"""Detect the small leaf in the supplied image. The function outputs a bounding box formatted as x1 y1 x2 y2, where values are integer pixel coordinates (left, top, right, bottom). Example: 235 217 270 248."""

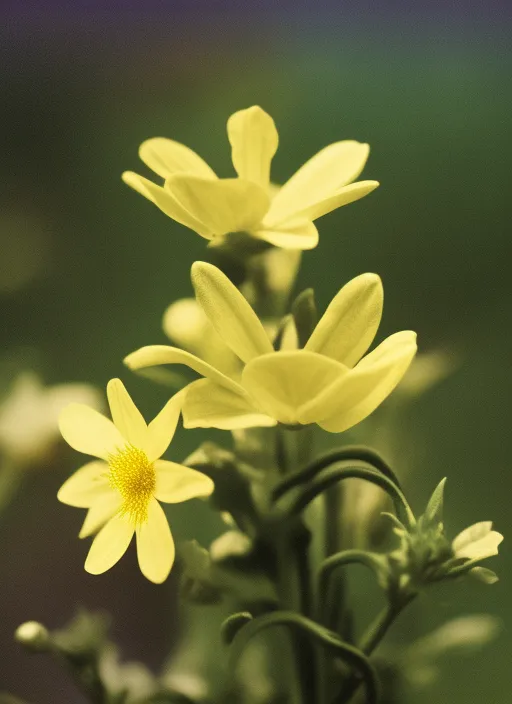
179 540 222 605
469 566 499 585
423 478 447 527
292 288 318 348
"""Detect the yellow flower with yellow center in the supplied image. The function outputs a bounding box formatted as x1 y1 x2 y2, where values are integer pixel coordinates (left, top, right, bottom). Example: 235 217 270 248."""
125 263 417 433
57 379 214 583
122 106 379 250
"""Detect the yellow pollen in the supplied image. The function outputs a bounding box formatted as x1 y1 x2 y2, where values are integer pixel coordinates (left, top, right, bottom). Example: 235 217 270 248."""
108 445 156 525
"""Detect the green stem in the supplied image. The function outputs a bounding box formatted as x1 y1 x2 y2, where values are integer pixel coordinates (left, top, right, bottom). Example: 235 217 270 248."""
318 550 386 625
272 446 402 503
284 464 415 529
333 595 416 704
230 612 380 704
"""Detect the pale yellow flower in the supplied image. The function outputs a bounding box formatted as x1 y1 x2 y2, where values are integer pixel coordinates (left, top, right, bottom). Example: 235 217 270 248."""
452 521 503 563
125 263 417 433
0 372 101 467
122 106 379 250
57 379 214 583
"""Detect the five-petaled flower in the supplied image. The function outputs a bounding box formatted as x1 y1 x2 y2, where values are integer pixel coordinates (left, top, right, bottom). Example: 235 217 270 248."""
57 379 214 583
125 262 417 433
122 106 379 250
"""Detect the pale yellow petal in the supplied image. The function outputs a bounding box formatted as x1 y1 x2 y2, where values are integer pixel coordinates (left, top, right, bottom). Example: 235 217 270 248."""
165 175 269 236
242 351 347 426
162 298 208 348
183 378 277 430
453 522 504 560
227 106 278 189
79 492 121 538
154 459 214 503
121 171 213 238
313 331 417 433
267 141 370 222
191 261 273 363
124 345 243 394
139 137 217 180
136 499 175 583
57 461 110 507
106 378 147 448
305 273 383 367
145 391 185 462
59 404 125 459
293 181 380 221
84 514 134 575
253 218 318 250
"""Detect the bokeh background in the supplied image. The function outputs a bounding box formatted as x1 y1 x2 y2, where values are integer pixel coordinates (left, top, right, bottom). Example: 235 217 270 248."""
1 1 511 702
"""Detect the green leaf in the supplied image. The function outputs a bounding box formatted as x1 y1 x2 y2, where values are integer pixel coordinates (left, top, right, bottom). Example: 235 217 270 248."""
469 566 499 585
423 478 447 527
291 288 318 348
179 541 222 605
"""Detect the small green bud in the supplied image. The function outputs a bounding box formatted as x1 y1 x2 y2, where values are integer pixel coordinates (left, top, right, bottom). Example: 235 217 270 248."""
15 621 51 652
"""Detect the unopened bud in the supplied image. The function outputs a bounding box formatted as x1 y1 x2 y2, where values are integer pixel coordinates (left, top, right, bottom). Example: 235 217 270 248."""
15 621 51 652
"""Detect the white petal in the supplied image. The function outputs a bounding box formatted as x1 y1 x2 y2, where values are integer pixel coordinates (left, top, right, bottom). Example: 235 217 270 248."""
136 499 175 583
59 404 125 459
84 514 134 575
453 522 504 560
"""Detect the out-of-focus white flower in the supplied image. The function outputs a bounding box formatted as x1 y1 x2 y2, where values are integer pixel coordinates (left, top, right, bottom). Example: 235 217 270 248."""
0 372 102 467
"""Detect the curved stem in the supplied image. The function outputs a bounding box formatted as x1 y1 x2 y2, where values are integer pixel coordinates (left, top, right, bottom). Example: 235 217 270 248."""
284 464 415 528
230 611 381 704
318 550 386 621
272 446 402 503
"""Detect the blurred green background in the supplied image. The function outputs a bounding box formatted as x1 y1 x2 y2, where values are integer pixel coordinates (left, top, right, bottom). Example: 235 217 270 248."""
1 2 511 702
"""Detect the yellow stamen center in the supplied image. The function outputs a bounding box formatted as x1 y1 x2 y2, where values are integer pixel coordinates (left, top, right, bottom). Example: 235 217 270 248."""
108 445 156 525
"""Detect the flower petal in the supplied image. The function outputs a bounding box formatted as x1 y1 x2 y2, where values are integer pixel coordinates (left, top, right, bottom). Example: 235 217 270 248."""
253 218 319 250
267 141 371 222
165 175 269 236
227 106 278 189
145 391 185 462
121 171 213 238
57 461 110 507
183 378 277 430
242 351 348 426
154 459 214 503
136 499 175 583
312 331 417 433
106 378 148 449
79 492 121 538
305 273 383 367
453 522 504 560
139 138 217 180
84 514 134 575
124 345 243 394
292 181 380 221
59 404 125 459
191 261 273 363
